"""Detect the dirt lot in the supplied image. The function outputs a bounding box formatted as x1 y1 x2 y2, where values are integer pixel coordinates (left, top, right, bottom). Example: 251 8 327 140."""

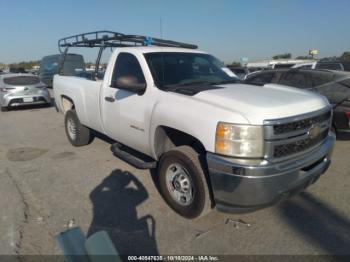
0 97 350 256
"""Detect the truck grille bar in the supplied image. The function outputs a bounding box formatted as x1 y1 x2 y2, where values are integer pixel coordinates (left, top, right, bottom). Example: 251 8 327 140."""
264 108 332 162
273 129 329 158
273 110 331 135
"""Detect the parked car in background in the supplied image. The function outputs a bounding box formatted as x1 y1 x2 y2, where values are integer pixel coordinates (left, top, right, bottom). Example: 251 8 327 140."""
9 67 27 73
292 61 344 71
28 69 39 76
39 54 85 87
317 77 350 139
270 63 296 69
0 73 51 111
244 69 350 138
227 66 250 80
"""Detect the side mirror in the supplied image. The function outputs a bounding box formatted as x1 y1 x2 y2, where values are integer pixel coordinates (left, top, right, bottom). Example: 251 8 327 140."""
111 76 146 95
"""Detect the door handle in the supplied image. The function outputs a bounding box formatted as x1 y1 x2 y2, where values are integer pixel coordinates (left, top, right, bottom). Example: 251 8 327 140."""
105 96 115 102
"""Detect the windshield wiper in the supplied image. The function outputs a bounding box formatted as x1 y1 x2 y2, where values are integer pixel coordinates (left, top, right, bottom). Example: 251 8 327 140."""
163 80 212 90
211 79 241 85
163 78 240 90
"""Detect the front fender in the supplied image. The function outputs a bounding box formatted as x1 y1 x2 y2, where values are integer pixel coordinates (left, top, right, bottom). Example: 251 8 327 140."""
149 95 249 159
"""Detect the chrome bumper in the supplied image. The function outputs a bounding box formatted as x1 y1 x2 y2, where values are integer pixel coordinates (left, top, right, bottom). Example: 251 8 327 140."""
207 133 335 213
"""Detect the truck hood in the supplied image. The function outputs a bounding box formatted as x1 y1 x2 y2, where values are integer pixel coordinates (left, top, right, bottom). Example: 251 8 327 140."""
193 83 329 125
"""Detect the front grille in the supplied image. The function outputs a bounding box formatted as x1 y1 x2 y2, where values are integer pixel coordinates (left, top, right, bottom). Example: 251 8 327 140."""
273 110 331 135
273 129 328 158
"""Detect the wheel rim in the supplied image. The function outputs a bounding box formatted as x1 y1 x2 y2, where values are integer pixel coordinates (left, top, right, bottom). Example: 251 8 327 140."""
67 118 77 140
165 163 194 206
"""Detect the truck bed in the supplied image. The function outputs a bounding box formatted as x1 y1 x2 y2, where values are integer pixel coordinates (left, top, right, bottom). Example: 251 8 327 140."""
53 75 105 133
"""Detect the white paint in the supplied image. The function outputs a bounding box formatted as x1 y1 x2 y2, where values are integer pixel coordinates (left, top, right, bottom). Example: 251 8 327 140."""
221 67 237 78
53 46 330 158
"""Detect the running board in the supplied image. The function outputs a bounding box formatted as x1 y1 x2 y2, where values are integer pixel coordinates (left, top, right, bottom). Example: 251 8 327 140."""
110 143 157 170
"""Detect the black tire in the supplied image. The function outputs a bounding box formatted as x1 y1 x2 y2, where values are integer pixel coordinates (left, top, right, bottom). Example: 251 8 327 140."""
1 106 8 112
158 145 212 219
64 110 93 146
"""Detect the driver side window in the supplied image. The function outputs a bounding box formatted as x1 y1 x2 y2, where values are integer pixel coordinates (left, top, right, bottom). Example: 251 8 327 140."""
111 53 146 87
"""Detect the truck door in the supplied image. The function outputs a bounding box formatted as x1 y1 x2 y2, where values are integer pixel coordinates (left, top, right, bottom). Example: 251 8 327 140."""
101 52 152 155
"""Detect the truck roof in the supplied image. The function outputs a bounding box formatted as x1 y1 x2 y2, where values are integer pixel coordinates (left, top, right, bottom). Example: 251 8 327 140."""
111 46 206 54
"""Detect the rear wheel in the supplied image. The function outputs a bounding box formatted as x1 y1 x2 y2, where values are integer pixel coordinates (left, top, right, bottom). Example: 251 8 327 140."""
64 110 93 146
158 146 212 219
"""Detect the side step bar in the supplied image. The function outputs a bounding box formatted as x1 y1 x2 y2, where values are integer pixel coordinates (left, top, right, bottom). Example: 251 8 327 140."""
110 143 157 170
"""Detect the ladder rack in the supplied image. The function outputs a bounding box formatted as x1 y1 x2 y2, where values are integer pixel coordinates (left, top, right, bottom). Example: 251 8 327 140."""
58 31 197 53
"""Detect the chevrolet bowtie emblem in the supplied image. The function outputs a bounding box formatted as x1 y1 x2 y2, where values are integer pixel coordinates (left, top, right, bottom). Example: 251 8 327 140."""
308 124 322 139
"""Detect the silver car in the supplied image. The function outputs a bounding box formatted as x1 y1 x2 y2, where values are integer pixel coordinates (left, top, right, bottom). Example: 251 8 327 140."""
0 73 51 111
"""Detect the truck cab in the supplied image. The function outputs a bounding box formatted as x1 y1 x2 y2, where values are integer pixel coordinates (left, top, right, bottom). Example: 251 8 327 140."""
53 31 335 218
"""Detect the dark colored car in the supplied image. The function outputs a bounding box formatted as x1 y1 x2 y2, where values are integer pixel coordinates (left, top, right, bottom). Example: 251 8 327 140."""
39 54 85 87
244 68 350 139
9 67 27 73
227 66 250 80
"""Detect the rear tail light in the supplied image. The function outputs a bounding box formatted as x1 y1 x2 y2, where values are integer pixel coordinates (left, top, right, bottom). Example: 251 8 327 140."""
0 87 15 92
346 112 350 119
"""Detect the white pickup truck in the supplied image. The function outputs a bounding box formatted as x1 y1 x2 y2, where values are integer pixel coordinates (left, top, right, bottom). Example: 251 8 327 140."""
54 32 335 218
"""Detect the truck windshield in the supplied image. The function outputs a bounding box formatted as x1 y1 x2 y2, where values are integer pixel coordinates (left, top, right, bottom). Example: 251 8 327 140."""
144 52 239 90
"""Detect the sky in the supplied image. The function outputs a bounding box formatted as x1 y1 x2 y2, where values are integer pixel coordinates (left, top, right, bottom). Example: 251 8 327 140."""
0 0 349 64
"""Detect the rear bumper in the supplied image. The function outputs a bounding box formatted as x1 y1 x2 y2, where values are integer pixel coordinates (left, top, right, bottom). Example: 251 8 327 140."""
207 133 335 213
1 91 51 107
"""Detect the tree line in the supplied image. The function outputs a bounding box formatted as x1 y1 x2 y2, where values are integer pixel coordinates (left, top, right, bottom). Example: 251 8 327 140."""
228 51 350 67
0 60 41 70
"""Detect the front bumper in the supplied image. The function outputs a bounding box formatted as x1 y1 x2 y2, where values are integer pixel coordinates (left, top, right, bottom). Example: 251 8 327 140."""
1 91 51 107
207 133 335 213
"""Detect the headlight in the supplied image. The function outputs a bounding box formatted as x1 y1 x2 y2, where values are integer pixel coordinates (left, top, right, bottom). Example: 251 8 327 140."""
215 122 264 158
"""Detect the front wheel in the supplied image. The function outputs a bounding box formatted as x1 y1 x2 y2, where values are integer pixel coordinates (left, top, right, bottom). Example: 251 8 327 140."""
64 110 93 146
158 146 212 219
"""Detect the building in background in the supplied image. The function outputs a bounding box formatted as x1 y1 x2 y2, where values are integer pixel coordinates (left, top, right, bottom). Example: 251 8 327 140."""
246 59 315 70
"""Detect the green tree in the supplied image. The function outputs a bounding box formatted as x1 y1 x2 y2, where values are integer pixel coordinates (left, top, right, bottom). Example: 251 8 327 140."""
7 60 40 70
227 61 241 67
272 53 292 60
340 52 350 61
320 56 339 62
295 56 312 60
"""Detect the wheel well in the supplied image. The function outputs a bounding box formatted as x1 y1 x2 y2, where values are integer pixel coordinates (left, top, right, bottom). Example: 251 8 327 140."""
154 126 206 158
61 96 75 114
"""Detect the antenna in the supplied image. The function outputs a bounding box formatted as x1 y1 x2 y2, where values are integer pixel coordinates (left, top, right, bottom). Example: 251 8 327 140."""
160 18 163 39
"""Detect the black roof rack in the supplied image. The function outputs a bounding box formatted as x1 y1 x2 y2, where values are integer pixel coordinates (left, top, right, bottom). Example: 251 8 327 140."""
58 30 197 53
